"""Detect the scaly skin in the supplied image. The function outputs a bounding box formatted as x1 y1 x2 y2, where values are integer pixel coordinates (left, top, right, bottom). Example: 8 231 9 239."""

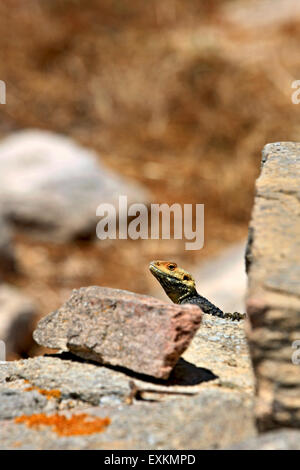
149 260 245 321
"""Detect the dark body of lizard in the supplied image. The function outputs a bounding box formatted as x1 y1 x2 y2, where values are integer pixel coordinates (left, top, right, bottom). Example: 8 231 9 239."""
149 260 245 321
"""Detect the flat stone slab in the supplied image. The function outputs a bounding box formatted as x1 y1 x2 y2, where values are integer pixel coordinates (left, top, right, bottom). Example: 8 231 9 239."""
0 354 255 449
0 356 133 413
33 287 202 379
0 388 255 450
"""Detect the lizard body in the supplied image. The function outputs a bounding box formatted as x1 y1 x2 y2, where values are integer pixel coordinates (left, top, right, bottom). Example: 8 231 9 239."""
149 260 245 321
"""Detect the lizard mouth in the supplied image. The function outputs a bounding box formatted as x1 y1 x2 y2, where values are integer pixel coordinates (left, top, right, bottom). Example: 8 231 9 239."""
149 262 161 276
149 262 175 284
149 262 168 280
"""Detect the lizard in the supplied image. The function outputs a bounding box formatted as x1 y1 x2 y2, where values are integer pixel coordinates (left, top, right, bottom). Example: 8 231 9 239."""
149 260 245 321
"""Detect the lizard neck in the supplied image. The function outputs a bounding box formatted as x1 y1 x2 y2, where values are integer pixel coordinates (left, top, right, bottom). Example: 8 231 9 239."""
177 289 198 304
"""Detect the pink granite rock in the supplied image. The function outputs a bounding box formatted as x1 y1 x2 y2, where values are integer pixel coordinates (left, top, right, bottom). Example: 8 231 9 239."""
33 286 202 379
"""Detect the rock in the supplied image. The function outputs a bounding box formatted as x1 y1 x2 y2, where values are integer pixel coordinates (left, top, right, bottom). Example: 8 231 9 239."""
0 355 134 412
0 389 49 420
0 353 216 413
230 429 300 450
0 130 149 242
33 286 202 379
223 0 300 30
182 314 254 393
0 298 256 449
0 355 256 449
246 142 300 430
0 216 16 277
0 284 37 357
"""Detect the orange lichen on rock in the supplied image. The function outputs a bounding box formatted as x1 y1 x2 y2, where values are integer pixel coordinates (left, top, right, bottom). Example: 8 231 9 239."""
39 389 61 399
15 413 111 436
24 383 61 400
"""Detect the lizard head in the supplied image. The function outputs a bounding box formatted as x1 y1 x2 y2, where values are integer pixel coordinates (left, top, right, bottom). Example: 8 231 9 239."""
149 260 197 304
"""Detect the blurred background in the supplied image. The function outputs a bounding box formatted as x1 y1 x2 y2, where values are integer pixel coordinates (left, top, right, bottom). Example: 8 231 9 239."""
0 0 300 359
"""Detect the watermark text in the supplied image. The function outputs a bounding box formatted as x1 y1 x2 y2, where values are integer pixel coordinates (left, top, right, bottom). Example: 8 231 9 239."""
292 340 300 365
96 196 204 251
0 340 6 362
0 80 6 104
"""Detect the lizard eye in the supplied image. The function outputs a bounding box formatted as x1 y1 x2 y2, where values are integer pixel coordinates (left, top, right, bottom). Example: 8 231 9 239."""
168 264 176 271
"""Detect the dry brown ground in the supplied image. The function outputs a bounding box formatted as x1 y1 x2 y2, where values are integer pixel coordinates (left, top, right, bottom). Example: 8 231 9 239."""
0 0 300 356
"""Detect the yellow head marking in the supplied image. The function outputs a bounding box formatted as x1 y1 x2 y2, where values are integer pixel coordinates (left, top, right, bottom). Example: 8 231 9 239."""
149 260 196 303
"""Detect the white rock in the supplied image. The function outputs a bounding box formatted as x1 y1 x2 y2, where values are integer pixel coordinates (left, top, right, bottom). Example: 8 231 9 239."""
0 130 150 241
0 284 37 357
0 216 16 277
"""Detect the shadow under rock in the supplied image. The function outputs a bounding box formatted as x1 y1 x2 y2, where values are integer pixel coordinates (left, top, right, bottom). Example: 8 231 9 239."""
45 352 218 387
168 358 218 386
